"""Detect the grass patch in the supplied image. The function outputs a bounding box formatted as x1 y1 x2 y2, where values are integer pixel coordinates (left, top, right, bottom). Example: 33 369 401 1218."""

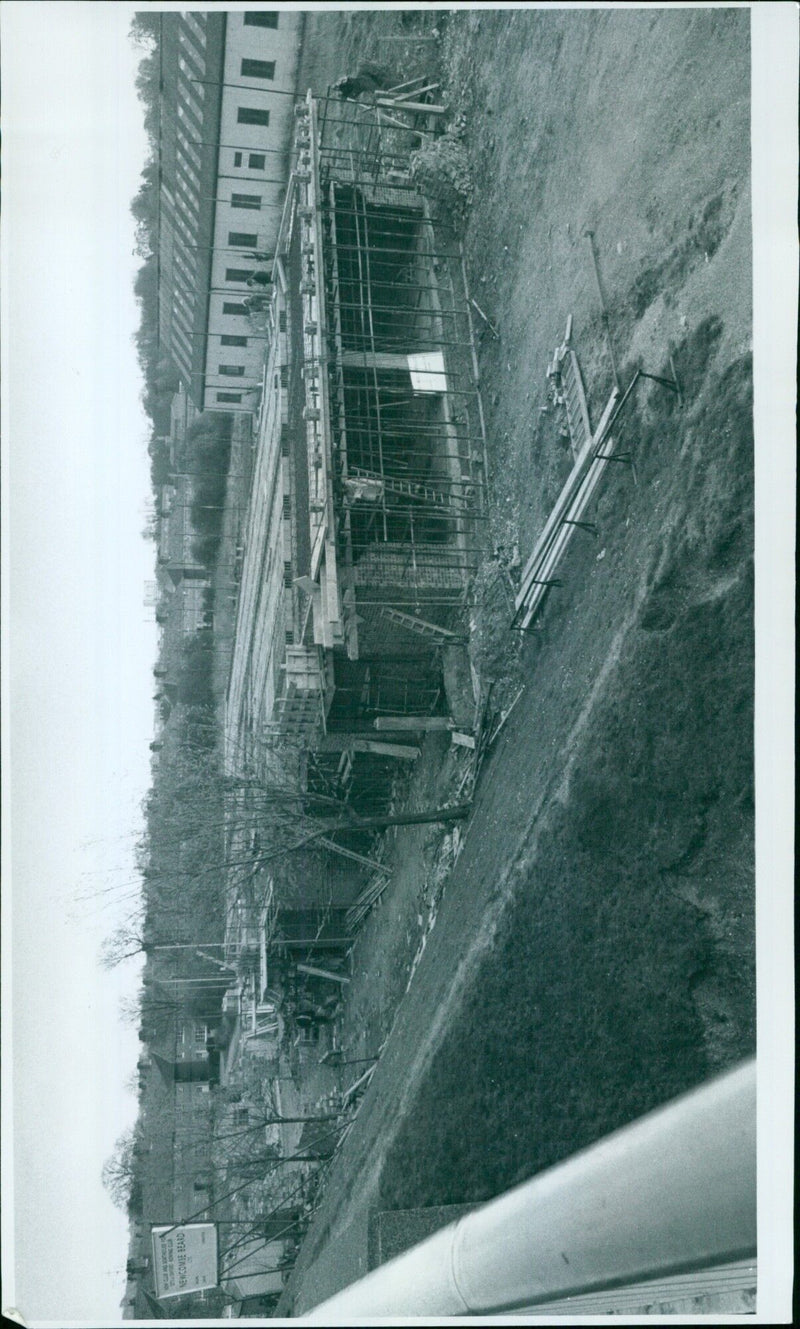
379 791 713 1210
379 352 754 1214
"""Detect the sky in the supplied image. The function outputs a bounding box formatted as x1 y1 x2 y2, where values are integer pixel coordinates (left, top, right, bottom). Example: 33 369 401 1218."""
2 2 157 1321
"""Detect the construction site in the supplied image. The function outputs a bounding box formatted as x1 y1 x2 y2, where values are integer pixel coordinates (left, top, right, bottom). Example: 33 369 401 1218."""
127 6 761 1319
225 87 488 824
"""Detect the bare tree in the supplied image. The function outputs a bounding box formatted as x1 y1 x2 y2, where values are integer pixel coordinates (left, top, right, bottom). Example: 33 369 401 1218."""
101 1126 139 1210
100 921 150 970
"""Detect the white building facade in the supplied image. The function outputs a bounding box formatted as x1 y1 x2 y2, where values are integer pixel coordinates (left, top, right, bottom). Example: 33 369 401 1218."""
203 10 303 413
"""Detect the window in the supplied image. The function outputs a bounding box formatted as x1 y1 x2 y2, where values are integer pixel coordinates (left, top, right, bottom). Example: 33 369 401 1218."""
231 193 262 210
285 629 294 645
237 107 270 127
283 494 291 518
194 1023 209 1045
283 561 293 588
225 267 252 282
233 1107 249 1126
243 11 278 26
278 310 287 333
233 151 243 167
219 364 246 377
248 153 266 170
222 302 248 315
241 58 276 80
217 391 242 403
228 231 258 247
221 334 248 347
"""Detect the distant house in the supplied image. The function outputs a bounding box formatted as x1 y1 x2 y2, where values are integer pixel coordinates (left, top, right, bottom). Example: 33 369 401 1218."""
151 1014 221 1085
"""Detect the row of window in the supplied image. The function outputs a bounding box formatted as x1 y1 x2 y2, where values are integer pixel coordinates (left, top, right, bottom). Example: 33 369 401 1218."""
177 1023 210 1045
212 52 274 408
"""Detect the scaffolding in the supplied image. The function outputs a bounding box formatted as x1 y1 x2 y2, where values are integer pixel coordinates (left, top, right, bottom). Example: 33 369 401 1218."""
282 92 488 676
227 88 489 801
316 95 487 632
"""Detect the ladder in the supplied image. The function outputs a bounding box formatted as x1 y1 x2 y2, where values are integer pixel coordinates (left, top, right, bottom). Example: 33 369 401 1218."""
349 466 472 515
379 605 465 644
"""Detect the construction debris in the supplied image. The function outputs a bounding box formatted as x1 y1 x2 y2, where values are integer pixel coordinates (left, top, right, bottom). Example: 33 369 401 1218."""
342 1061 377 1104
346 866 392 932
546 318 592 459
486 684 525 748
451 686 492 803
469 297 500 339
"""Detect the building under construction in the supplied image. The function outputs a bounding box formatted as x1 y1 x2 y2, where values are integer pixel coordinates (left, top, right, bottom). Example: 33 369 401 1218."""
226 88 488 816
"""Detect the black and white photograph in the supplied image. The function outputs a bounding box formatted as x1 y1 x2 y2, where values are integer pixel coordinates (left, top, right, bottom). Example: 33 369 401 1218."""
1 3 796 1324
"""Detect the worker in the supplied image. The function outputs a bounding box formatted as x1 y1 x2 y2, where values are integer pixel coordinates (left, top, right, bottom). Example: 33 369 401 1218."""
332 61 389 101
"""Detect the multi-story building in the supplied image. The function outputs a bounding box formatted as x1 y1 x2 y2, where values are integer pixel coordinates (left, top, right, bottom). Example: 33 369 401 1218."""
156 11 303 415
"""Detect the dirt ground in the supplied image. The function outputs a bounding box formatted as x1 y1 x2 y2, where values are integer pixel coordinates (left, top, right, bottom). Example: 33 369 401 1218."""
278 7 754 1313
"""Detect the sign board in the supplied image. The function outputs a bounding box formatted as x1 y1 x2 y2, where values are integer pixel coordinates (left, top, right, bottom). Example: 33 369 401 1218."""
151 1222 219 1299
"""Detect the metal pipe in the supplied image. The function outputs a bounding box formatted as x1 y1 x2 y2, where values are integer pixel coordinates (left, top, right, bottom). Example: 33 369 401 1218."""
302 1060 756 1320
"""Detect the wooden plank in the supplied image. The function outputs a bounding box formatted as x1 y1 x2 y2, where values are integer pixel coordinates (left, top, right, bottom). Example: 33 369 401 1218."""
519 433 618 629
311 585 324 645
373 716 455 731
515 388 619 609
342 1062 377 1103
319 565 334 649
451 731 476 750
391 81 440 103
383 75 431 96
352 739 420 759
296 962 350 985
341 349 411 373
324 538 341 629
374 97 446 115
310 517 327 581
